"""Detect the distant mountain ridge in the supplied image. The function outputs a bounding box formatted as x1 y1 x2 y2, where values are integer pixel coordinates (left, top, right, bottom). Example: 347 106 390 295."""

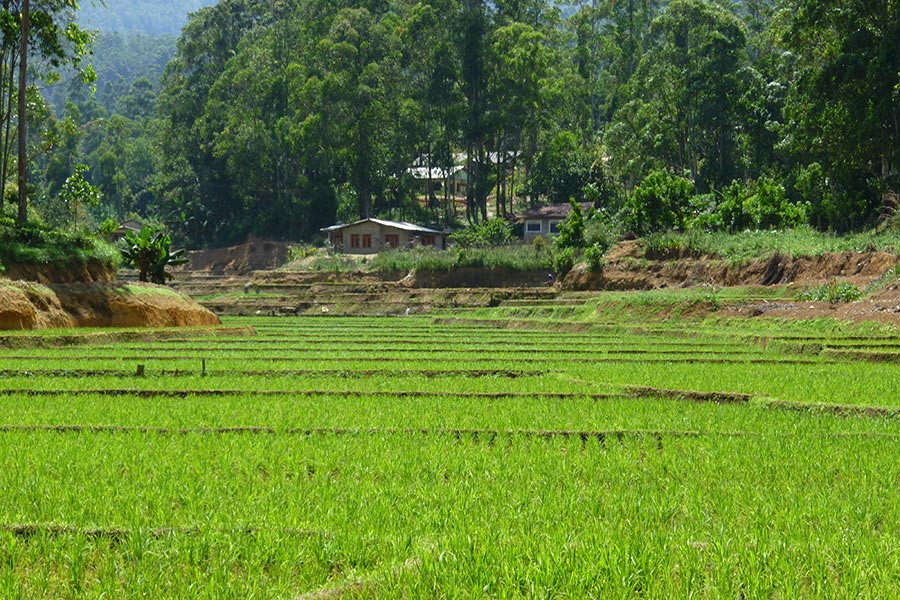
77 0 218 36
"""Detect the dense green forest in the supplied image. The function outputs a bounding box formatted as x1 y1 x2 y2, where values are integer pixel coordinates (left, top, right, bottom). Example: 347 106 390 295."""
5 0 899 249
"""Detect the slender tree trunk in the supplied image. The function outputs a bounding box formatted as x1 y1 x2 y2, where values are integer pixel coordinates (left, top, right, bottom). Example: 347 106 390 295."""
495 135 502 218
16 0 29 226
466 142 475 223
0 39 7 204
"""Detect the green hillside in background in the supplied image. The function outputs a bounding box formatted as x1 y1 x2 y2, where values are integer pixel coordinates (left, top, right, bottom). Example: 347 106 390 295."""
77 0 217 35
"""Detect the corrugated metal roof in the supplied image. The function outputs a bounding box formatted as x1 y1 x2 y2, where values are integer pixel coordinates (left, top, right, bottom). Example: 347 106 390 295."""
321 218 444 235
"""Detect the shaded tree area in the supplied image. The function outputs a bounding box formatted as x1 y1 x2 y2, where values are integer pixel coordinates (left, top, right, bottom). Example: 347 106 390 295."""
10 0 900 246
0 0 94 226
25 31 172 230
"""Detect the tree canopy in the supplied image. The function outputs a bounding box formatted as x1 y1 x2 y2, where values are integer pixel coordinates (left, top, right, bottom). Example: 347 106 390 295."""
7 0 899 245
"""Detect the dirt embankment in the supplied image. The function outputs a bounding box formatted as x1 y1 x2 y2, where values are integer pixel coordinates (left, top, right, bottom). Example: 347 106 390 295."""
0 281 220 330
715 284 900 326
180 241 290 275
564 241 900 291
400 267 551 288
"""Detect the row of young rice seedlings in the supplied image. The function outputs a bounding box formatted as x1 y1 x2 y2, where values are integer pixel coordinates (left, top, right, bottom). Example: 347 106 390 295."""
0 347 777 369
1 356 878 407
2 427 900 597
0 356 584 376
15 321 752 348
0 343 837 395
0 391 898 437
1 318 891 595
0 371 612 395
219 315 900 350
12 312 866 351
0 343 785 375
2 336 896 408
0 323 781 360
579 358 900 408
54 343 769 357
0 356 877 406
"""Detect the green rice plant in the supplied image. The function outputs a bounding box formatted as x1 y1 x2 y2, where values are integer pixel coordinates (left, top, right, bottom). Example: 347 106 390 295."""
2 314 900 596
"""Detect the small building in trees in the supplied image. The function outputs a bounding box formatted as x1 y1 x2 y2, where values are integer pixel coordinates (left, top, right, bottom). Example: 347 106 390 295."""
321 218 448 254
520 202 592 242
112 219 144 241
407 164 469 199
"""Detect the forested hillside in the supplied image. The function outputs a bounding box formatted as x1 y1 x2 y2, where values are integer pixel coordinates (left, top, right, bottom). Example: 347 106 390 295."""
77 0 217 36
7 0 899 250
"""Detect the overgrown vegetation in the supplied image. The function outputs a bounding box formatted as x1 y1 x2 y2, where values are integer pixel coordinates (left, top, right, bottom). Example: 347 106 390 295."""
5 0 893 250
0 219 120 274
796 281 863 304
449 218 515 248
371 245 553 274
639 228 900 264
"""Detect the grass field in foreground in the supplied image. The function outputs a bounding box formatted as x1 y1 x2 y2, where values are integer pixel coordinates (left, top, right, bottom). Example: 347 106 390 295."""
2 314 900 597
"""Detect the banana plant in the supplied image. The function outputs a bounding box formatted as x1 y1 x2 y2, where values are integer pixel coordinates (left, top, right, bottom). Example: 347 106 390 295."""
120 225 188 284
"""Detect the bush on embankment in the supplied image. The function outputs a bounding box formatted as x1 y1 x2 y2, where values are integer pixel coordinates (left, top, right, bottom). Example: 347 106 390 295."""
0 220 120 282
371 245 554 275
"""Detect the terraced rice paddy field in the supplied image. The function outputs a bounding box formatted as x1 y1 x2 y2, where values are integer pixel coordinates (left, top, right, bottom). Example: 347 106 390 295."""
3 307 900 597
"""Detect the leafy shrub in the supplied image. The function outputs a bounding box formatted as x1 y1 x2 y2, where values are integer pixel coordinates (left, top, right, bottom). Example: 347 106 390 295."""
98 218 119 241
450 218 515 248
553 247 575 275
686 193 722 231
796 162 873 233
288 245 319 262
585 243 605 271
584 217 617 254
715 178 809 232
625 170 694 235
796 280 862 303
554 199 586 250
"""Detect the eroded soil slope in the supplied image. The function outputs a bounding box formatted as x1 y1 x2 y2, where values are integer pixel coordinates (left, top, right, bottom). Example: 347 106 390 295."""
565 241 900 291
0 281 220 330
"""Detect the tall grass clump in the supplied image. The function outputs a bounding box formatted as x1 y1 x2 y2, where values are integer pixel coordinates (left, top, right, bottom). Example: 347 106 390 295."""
372 245 554 274
640 227 900 264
